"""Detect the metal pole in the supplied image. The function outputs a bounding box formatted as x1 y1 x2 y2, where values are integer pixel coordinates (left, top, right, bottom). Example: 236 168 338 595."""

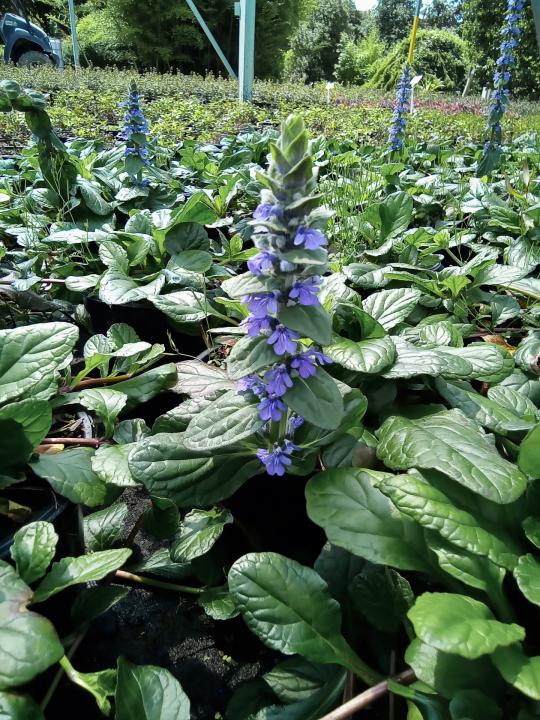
408 0 422 65
238 0 256 102
532 0 540 52
67 0 80 69
185 0 237 79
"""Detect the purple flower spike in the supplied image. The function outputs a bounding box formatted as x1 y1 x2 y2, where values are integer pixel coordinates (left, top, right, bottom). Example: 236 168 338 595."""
264 364 293 396
309 349 332 366
283 439 300 455
258 395 286 422
242 315 274 337
237 375 265 396
256 446 292 476
290 352 317 379
289 276 321 306
253 203 283 221
244 291 280 319
267 325 300 355
294 226 327 250
288 415 304 434
247 251 277 277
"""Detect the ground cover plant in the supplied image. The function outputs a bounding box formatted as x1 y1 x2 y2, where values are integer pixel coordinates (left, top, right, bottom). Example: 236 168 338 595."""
0 56 540 720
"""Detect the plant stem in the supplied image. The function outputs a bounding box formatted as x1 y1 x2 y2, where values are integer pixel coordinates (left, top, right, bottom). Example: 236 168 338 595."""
40 631 87 711
318 669 416 720
115 569 205 595
0 278 66 285
125 509 148 546
70 374 133 390
41 437 104 447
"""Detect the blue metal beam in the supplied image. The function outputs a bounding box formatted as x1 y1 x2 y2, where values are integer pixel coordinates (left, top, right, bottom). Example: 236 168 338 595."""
532 0 540 51
238 0 256 101
185 0 237 79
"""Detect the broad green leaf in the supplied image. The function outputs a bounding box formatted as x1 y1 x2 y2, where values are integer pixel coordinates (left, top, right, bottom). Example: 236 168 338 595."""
113 419 151 444
71 586 130 626
174 359 234 398
376 474 521 569
227 336 279 381
32 548 132 603
183 390 264 451
306 469 430 572
91 443 138 487
523 516 540 549
77 388 127 438
62 663 116 715
379 191 413 240
170 249 213 273
377 410 527 504
514 554 540 607
449 689 502 720
487 386 538 420
0 692 45 719
99 270 166 305
515 331 540 374
263 658 340 704
408 593 524 659
112 364 177 407
0 322 78 404
253 670 346 719
0 561 63 689
519 424 540 479
0 399 52 449
349 564 413 633
492 645 540 700
83 503 128 552
283 369 343 430
0 419 33 472
278 304 333 346
386 680 450 720
78 179 114 215
10 521 58 584
149 290 214 325
171 507 233 562
115 658 190 720
198 586 239 621
434 379 534 435
30 448 118 507
324 336 396 375
363 288 421 330
128 434 259 507
314 544 366 605
98 241 129 273
405 639 494 700
221 271 268 299
425 533 505 594
144 496 179 540
228 552 380 683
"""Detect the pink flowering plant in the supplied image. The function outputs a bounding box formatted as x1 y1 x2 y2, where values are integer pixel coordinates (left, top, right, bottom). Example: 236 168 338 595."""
180 115 345 478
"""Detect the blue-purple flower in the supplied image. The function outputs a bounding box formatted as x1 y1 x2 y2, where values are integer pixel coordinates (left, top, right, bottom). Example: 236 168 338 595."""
267 325 301 355
244 291 280 318
288 415 304 434
247 251 278 276
294 226 327 250
290 349 332 378
242 315 275 337
258 395 287 422
264 364 293 396
289 276 321 306
388 64 412 153
253 203 283 222
256 440 298 476
237 375 265 396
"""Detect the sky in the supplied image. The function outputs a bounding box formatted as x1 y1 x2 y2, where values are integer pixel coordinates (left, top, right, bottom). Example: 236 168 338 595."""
355 0 377 9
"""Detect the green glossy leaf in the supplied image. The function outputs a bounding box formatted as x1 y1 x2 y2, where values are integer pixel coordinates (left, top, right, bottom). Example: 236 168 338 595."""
10 521 58 584
228 552 379 683
0 322 78 404
519 424 540 479
63 664 116 715
278 304 333 346
408 592 524 659
171 507 233 562
376 473 521 570
492 645 540 700
30 448 118 507
514 554 540 607
99 270 165 305
0 399 51 449
174 359 234 399
377 410 527 504
170 250 213 273
91 444 138 487
0 561 63 689
83 503 128 552
149 290 214 325
363 288 421 330
77 388 127 438
449 689 502 720
227 336 279 381
115 658 190 720
0 692 46 719
71 586 130 626
283 369 343 430
144 496 179 539
263 658 340 704
349 564 413 633
325 336 396 374
112 364 177 407
198 586 239 621
32 548 132 603
306 469 430 572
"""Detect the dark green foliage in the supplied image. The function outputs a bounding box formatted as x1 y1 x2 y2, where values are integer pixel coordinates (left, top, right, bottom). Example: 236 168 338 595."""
462 0 540 98
423 0 461 31
375 0 415 46
368 29 468 91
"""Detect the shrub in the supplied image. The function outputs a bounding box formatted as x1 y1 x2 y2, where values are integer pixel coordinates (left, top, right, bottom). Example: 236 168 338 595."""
334 28 385 85
368 29 469 92
76 10 137 68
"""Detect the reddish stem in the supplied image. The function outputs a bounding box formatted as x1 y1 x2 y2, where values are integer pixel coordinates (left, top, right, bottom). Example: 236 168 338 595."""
41 437 105 447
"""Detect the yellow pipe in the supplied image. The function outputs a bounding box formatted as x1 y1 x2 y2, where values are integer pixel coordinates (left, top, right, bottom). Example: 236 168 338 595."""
408 15 421 65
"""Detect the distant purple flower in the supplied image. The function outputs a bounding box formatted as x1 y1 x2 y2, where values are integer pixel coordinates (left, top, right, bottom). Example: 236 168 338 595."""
294 226 327 250
253 203 283 222
264 364 293 396
247 251 277 276
267 325 300 355
289 276 321 306
237 375 265 396
258 395 286 422
242 315 274 337
244 291 280 319
256 446 292 476
288 414 304 434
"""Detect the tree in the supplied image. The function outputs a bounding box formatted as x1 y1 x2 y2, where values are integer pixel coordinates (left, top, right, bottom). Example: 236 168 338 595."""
284 0 361 82
462 0 540 98
424 0 461 31
375 0 415 46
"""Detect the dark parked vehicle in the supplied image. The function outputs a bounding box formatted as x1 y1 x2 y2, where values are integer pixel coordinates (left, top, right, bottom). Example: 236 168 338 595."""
1 0 60 66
